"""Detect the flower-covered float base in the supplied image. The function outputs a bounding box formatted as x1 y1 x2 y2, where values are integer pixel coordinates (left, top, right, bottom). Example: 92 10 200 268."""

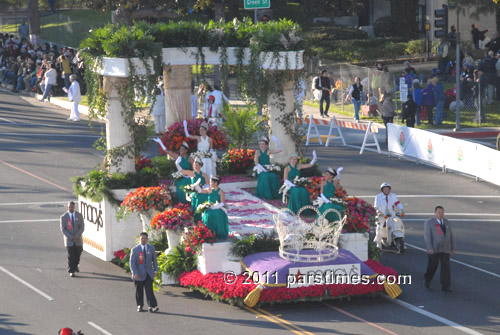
179 251 401 307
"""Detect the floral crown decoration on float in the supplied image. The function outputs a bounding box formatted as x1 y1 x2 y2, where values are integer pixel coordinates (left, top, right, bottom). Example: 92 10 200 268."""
274 206 346 263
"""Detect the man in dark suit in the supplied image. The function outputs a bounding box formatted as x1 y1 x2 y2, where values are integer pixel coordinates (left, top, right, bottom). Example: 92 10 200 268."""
130 232 159 312
424 206 456 292
314 69 331 118
60 201 84 277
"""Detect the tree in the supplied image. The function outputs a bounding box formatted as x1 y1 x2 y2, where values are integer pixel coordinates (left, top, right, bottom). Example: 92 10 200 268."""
300 0 365 20
27 0 41 45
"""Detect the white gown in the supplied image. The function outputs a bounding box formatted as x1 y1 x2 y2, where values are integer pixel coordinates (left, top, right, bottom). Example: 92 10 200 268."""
198 136 217 178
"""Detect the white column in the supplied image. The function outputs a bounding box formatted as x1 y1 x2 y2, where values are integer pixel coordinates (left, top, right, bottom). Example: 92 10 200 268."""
103 76 135 173
268 79 297 165
163 65 192 128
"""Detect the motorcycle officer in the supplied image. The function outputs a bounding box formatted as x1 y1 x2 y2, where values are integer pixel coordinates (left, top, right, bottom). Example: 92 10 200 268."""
374 182 404 248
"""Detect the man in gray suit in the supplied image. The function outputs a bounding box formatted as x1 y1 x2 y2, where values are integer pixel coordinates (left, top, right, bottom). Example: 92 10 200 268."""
130 232 159 312
60 201 84 277
424 206 456 292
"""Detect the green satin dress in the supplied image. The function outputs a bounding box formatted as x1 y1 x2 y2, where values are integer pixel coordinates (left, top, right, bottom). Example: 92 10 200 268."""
318 180 344 222
287 164 311 214
190 171 209 222
175 156 192 204
255 149 280 200
202 188 229 239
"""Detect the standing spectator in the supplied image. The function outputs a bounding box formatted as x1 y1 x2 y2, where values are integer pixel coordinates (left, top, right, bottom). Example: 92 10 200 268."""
346 76 365 122
130 232 159 313
421 79 435 125
478 50 497 105
191 89 198 119
448 25 457 49
60 201 84 278
39 63 56 102
403 61 416 75
432 77 445 126
424 206 456 292
293 78 306 120
67 74 81 122
18 22 29 41
314 70 331 118
486 32 500 54
460 64 474 108
472 24 490 49
58 54 72 90
151 86 165 134
495 51 500 101
401 94 417 128
437 38 449 80
48 0 56 13
381 93 396 144
371 61 388 102
412 80 423 125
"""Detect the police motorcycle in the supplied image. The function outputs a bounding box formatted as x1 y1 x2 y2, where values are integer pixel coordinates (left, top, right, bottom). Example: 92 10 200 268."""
375 183 406 254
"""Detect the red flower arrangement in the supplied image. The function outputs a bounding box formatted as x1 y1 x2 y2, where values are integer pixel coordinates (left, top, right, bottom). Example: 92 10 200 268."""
118 186 172 219
343 197 377 233
304 177 348 202
114 248 129 260
160 119 228 152
178 259 397 306
135 155 152 171
151 203 194 231
220 149 256 174
184 222 216 254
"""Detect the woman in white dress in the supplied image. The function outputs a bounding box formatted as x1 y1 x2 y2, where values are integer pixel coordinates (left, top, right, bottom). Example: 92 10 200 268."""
183 120 217 178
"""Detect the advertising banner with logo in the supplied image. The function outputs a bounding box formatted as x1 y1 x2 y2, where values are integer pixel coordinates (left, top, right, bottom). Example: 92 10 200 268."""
475 144 500 185
441 136 478 176
79 194 143 261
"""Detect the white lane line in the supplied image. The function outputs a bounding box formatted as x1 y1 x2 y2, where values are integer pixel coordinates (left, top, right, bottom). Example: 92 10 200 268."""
0 133 101 138
356 195 500 198
0 122 91 129
406 243 500 279
88 321 113 335
403 218 500 222
0 266 54 301
0 201 69 206
384 296 484 335
0 219 59 223
0 117 15 124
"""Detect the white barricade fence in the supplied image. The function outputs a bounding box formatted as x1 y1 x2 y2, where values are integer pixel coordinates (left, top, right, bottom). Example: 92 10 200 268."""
302 115 379 154
388 123 500 186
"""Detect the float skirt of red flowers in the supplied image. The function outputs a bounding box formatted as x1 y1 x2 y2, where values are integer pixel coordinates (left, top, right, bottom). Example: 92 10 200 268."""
179 249 401 307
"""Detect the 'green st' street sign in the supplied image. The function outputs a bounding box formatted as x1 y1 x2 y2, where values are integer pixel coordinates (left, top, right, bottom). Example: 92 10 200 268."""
244 0 270 9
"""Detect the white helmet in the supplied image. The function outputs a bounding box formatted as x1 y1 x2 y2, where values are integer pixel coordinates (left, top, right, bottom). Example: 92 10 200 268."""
380 182 391 192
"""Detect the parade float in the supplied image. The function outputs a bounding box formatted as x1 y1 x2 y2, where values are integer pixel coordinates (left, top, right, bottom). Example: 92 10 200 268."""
73 19 402 305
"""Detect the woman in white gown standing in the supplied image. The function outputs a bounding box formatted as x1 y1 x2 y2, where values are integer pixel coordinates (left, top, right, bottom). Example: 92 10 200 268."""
183 120 217 178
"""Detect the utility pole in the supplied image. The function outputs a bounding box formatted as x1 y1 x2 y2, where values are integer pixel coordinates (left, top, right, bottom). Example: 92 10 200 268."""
454 3 461 130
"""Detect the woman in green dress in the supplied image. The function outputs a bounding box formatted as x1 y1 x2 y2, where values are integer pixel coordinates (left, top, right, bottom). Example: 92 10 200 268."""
165 142 193 204
318 167 344 222
283 151 317 214
201 176 229 239
179 158 209 222
254 136 282 199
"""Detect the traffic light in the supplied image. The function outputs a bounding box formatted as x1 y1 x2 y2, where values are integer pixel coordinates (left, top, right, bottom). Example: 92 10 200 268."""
434 5 448 39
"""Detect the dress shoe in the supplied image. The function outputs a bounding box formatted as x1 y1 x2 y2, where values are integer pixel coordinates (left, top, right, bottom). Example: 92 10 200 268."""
67 117 74 120
137 306 143 312
69 273 75 277
425 281 430 289
149 306 159 313
324 113 330 118
442 287 452 292
76 266 79 273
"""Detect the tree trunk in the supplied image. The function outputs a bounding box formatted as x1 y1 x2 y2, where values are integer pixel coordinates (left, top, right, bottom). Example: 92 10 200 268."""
227 0 240 20
27 0 41 46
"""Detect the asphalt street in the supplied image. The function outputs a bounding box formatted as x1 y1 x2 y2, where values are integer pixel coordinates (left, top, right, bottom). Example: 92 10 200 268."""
1 90 499 335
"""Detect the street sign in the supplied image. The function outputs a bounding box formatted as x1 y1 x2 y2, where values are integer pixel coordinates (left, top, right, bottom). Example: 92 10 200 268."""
244 0 270 9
